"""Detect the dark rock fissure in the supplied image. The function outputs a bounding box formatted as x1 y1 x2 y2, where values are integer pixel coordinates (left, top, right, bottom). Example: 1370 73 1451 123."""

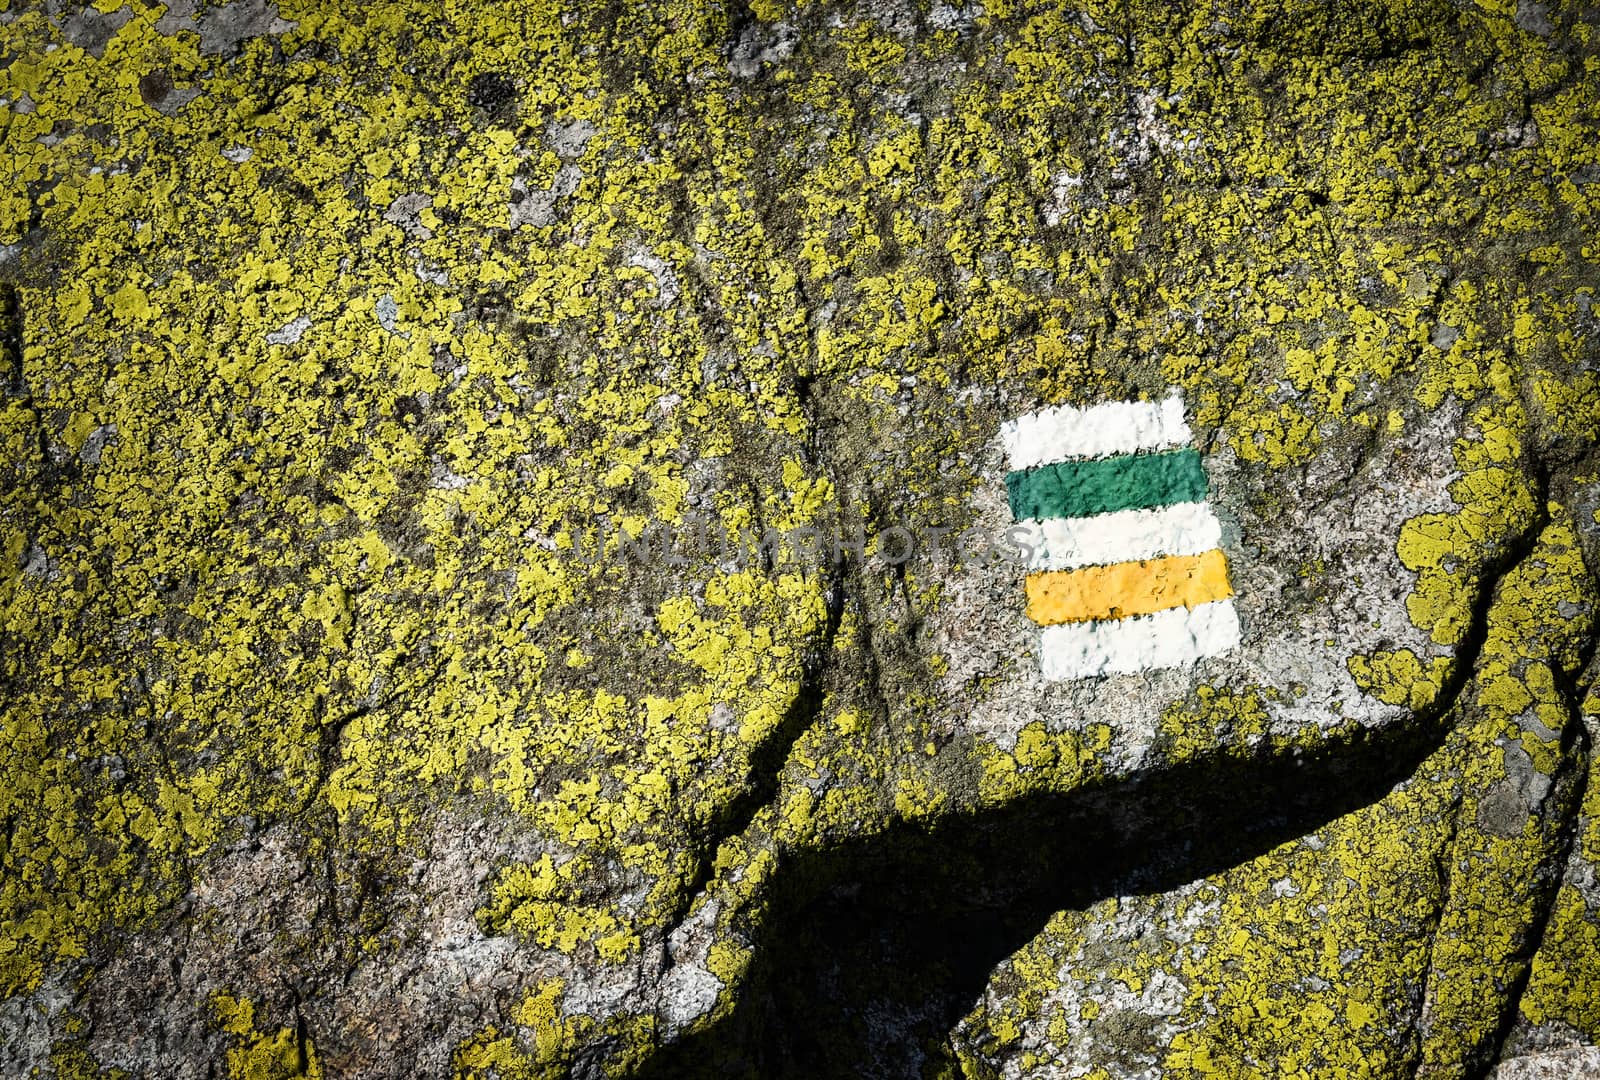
672 555 848 922
669 370 850 925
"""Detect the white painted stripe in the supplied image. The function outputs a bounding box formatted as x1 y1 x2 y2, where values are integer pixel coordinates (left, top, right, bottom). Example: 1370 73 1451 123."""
1038 599 1240 679
1001 393 1191 471
1011 501 1223 572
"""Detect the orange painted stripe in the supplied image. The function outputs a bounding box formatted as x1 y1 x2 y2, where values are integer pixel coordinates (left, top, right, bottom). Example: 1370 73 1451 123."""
1024 549 1233 626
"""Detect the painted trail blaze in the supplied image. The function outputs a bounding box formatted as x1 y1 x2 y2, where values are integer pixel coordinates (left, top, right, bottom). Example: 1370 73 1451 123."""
1001 394 1241 679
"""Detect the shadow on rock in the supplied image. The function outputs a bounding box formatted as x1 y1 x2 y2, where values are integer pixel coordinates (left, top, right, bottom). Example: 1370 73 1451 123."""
626 707 1459 1079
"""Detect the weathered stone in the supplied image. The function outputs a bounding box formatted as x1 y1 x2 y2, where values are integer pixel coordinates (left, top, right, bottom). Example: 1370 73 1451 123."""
1 0 1597 1077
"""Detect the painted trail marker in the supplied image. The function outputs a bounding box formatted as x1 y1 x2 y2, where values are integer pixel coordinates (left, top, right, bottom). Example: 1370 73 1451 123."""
1001 393 1241 679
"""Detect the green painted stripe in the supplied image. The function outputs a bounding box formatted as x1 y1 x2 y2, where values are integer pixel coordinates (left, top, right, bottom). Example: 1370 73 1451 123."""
1006 449 1209 521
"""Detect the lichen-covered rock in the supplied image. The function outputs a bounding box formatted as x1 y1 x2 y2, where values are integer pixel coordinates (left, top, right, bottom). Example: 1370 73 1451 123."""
1 0 1596 1077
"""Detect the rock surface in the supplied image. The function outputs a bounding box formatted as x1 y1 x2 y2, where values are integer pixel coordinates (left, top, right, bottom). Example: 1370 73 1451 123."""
1 0 1598 1077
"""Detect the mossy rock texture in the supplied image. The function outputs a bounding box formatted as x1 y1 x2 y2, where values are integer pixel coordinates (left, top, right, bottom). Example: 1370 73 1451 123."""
2 0 1599 1077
